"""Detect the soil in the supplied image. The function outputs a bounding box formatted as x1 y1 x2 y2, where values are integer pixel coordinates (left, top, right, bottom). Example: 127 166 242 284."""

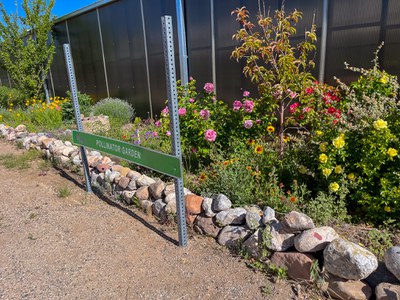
0 141 304 300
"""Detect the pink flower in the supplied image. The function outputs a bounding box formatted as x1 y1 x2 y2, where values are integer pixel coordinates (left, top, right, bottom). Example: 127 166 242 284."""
289 103 299 114
166 131 171 137
199 109 210 120
243 90 250 97
302 107 310 113
154 120 161 127
189 98 194 103
153 131 158 137
161 106 169 116
244 120 253 129
305 87 314 95
178 107 186 116
256 119 262 124
204 129 217 142
204 82 214 94
193 110 197 114
288 89 298 99
191 147 198 153
243 100 254 113
232 100 242 111
189 76 194 81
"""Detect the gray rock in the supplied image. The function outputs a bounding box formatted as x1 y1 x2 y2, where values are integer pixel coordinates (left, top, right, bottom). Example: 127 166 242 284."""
365 261 399 289
217 225 251 247
104 170 120 183
72 155 82 166
246 211 262 230
265 222 295 252
136 174 156 187
327 274 372 300
140 200 153 216
152 199 166 219
64 141 73 147
122 191 135 205
294 226 338 252
165 200 177 215
215 208 247 226
324 238 378 280
375 282 400 300
282 211 315 233
90 150 102 156
202 197 216 217
15 124 27 132
262 206 277 224
164 193 176 204
213 194 232 212
126 178 137 191
62 146 77 157
53 155 70 166
15 131 27 139
90 172 101 188
164 184 175 196
242 229 262 258
149 179 165 199
126 170 141 180
194 215 221 238
385 246 400 281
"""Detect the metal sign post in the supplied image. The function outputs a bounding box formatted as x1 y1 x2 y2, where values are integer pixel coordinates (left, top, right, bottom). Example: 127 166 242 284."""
162 15 188 247
63 43 92 193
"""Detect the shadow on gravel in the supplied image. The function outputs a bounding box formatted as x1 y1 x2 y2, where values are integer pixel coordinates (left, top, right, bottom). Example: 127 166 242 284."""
55 167 180 247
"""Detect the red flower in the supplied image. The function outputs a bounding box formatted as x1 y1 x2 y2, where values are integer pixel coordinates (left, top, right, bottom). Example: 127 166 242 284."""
305 87 314 95
327 107 336 114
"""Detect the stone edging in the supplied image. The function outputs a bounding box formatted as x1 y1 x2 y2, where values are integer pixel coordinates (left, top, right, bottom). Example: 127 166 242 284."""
1 123 400 300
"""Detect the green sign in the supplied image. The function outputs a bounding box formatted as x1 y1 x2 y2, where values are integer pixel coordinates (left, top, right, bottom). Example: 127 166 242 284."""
72 131 182 178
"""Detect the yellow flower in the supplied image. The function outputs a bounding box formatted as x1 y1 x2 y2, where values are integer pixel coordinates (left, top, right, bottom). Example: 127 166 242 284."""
246 166 252 171
315 130 323 136
333 136 345 149
199 174 207 181
384 206 391 212
380 75 389 84
387 148 398 157
319 153 328 163
283 135 290 143
373 119 387 130
329 182 340 192
267 125 275 133
254 145 264 154
322 168 332 177
252 171 261 177
223 160 230 166
334 165 343 174
319 142 327 152
247 139 255 145
348 173 355 180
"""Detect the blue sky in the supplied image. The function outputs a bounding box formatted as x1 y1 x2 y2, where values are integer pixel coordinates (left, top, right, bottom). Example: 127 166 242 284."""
1 0 100 19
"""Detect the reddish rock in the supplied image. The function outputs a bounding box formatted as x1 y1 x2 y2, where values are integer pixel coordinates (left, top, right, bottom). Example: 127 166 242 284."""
327 274 372 300
270 252 316 281
135 186 149 201
194 215 221 238
118 176 130 189
185 194 204 215
96 163 111 173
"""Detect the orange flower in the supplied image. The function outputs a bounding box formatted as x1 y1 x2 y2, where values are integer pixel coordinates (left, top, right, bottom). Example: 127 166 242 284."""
223 160 230 166
289 196 296 203
199 173 207 181
254 145 264 154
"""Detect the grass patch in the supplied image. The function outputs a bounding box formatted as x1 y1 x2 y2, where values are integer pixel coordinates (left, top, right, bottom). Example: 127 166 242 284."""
57 185 72 198
0 149 42 169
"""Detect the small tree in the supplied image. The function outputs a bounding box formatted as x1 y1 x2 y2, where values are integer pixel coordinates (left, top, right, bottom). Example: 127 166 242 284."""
0 0 55 99
231 4 317 157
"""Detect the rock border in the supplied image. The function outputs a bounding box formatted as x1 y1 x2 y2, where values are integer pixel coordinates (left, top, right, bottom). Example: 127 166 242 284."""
1 123 399 300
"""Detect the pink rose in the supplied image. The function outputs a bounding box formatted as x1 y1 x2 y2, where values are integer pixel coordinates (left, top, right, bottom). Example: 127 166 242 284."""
289 103 299 114
154 120 161 127
244 120 253 129
204 82 214 94
243 90 250 97
189 98 194 103
302 107 310 113
189 76 194 81
288 89 298 99
204 129 217 142
199 109 210 120
166 131 171 137
161 106 169 116
233 100 242 111
153 131 158 137
178 107 186 116
243 100 254 113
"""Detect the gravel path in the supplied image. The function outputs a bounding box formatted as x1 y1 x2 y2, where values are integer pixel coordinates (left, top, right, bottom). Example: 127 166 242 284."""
0 141 295 300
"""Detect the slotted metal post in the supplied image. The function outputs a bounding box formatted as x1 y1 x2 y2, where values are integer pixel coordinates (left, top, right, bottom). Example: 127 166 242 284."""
63 44 92 193
162 16 188 247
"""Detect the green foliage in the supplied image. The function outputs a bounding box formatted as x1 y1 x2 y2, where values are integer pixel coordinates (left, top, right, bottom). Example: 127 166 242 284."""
365 226 394 260
0 0 55 98
92 97 135 125
0 149 41 169
57 185 72 198
61 91 93 123
0 86 27 108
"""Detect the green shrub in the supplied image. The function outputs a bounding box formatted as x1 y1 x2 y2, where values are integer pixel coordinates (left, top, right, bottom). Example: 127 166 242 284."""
92 97 134 124
0 86 27 108
61 91 93 123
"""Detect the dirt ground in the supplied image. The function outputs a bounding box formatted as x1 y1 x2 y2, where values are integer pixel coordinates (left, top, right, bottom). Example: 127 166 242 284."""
0 141 300 300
